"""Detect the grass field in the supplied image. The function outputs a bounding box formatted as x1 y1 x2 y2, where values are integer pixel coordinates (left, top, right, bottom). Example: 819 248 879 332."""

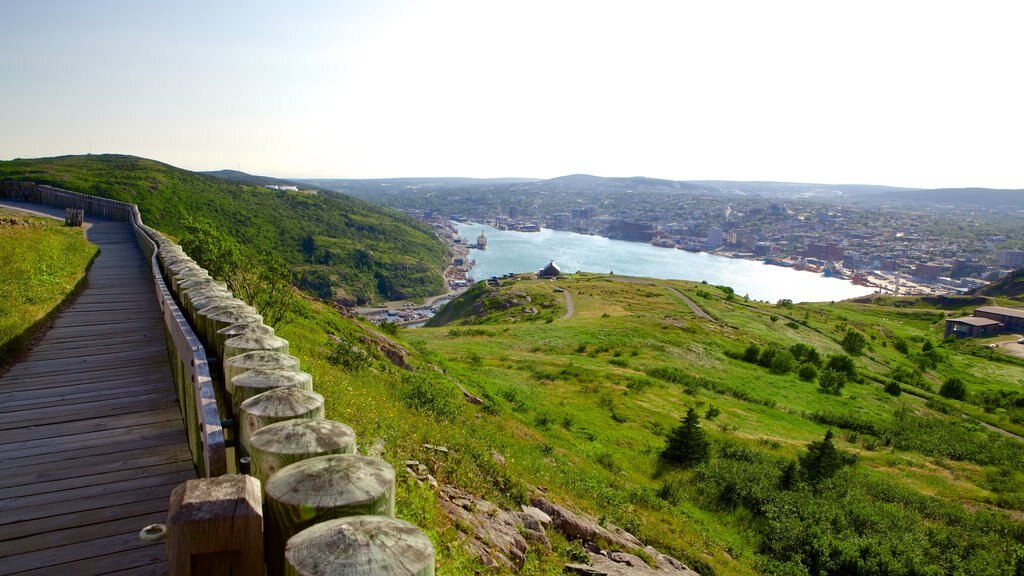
0 207 97 368
272 272 1024 574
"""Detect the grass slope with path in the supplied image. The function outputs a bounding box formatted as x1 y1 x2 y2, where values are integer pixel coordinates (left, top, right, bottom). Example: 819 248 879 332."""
272 272 1024 575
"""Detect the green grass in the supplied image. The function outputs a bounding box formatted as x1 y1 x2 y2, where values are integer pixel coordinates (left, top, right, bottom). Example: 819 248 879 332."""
261 271 1024 574
0 208 97 367
0 154 449 303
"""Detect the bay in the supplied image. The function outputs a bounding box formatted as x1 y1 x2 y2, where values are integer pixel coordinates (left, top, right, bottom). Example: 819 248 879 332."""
456 222 875 303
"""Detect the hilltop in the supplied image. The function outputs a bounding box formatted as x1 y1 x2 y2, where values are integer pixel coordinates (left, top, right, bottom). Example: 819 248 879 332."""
0 155 449 303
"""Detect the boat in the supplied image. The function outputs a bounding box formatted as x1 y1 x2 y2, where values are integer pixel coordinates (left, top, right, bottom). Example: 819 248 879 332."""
763 257 795 267
823 261 846 279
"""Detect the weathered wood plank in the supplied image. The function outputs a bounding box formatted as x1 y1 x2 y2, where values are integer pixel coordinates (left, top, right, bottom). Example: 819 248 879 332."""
0 407 184 445
0 208 197 573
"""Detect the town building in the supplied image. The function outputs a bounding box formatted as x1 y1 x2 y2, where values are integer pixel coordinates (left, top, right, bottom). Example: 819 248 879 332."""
944 316 1002 338
973 306 1024 332
537 261 561 278
997 250 1024 269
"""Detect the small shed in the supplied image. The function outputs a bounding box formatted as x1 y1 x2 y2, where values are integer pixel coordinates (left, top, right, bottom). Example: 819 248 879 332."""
944 316 1002 339
537 260 561 279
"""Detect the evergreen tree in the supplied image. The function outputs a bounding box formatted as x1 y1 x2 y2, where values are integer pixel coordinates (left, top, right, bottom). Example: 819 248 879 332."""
662 407 710 468
798 429 855 484
939 377 967 400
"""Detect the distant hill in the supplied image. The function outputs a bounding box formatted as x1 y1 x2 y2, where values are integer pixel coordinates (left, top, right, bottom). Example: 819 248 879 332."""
971 268 1024 300
201 169 304 188
0 155 449 303
879 187 1024 209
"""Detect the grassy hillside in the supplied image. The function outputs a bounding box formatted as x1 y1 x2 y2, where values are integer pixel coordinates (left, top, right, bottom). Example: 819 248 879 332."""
0 155 449 303
973 268 1024 300
0 207 97 367
276 273 1024 575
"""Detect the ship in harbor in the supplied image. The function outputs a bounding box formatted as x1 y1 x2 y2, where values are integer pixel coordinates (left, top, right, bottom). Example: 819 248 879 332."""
763 257 795 267
823 260 846 279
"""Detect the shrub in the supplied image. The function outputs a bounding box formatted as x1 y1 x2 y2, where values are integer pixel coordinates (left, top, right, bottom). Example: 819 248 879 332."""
939 377 967 401
770 349 796 374
798 363 818 382
841 329 867 355
819 369 847 395
884 380 902 396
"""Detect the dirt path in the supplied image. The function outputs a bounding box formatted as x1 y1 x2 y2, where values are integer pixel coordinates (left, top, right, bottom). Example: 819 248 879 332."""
663 286 715 321
553 285 574 320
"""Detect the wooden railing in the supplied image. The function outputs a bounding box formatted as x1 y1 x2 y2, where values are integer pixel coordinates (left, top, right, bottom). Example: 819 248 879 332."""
131 207 227 476
4 182 435 574
1 182 227 476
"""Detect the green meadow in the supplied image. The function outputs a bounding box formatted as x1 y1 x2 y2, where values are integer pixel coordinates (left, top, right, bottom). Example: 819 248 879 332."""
273 272 1024 575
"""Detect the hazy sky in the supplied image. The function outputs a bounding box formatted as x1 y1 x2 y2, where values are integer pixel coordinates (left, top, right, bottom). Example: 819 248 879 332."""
2 1 1021 188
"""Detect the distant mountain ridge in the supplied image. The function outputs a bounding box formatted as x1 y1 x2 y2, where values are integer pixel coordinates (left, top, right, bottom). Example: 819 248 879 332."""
300 173 1021 207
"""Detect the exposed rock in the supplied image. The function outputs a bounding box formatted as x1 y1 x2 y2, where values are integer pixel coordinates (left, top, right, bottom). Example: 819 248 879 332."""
352 323 415 371
422 443 449 454
521 504 552 526
565 564 609 575
588 550 700 575
530 497 643 551
438 485 530 570
433 484 698 575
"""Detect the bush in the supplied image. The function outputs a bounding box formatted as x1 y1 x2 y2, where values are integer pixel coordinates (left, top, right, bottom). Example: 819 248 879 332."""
798 363 818 382
819 369 847 395
825 353 858 380
884 380 903 396
939 377 967 401
770 349 796 375
841 329 867 355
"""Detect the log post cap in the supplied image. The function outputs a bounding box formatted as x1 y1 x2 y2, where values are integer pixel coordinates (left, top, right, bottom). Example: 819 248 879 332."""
226 351 300 373
265 454 394 512
285 516 435 576
240 387 323 419
232 368 313 393
218 322 276 338
224 332 290 352
250 418 356 457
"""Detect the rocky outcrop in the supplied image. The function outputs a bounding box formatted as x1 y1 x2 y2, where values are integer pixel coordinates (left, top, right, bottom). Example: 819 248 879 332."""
433 484 699 574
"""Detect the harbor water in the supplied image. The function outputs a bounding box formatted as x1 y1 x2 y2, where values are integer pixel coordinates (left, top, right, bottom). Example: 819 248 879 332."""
456 222 874 303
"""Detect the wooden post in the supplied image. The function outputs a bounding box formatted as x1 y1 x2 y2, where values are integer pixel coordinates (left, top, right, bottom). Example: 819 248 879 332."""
223 332 290 365
182 287 233 322
285 516 435 576
248 418 356 484
224 351 300 398
264 455 396 576
166 475 264 576
191 296 246 337
197 301 259 345
238 387 323 455
231 368 313 421
64 207 83 226
207 310 264 359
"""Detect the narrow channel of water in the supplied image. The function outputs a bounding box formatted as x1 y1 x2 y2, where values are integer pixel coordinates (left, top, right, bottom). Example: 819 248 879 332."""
456 222 874 303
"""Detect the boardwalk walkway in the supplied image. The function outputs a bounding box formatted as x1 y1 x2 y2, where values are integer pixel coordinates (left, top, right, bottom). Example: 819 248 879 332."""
0 208 194 575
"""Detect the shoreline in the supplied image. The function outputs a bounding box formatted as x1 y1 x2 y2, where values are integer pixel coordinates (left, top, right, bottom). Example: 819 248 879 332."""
456 220 951 299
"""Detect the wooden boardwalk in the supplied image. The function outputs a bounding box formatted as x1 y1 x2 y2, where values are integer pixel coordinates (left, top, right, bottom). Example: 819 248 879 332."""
0 215 195 575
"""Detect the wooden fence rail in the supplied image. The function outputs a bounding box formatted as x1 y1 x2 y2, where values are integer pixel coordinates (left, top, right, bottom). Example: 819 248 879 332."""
6 181 434 574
